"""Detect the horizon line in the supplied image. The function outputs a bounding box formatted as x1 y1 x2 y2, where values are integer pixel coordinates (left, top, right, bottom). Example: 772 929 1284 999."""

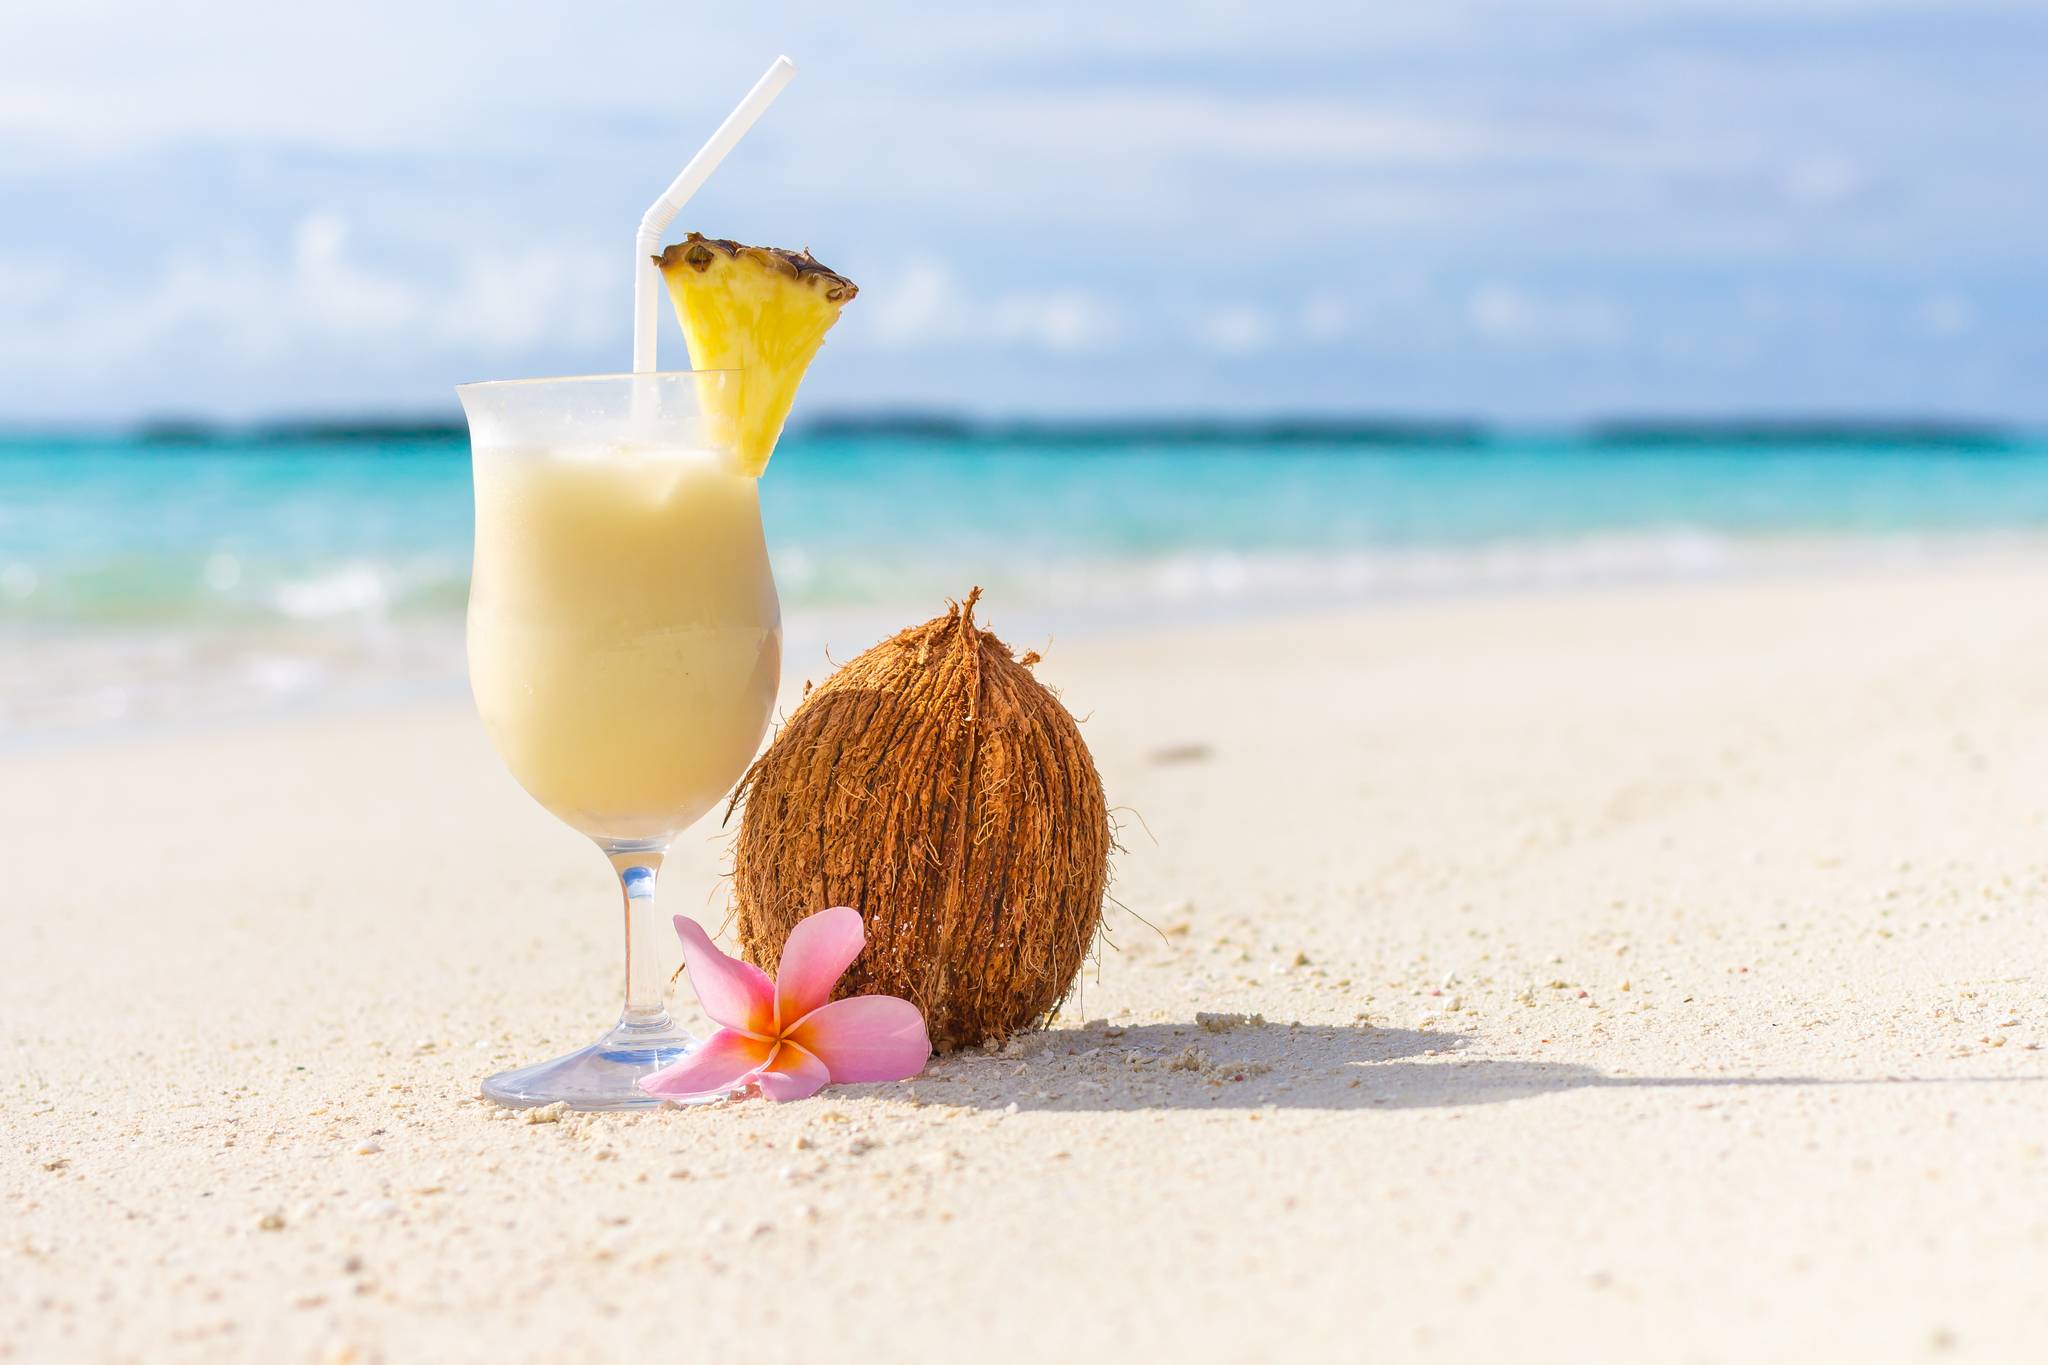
0 410 2033 450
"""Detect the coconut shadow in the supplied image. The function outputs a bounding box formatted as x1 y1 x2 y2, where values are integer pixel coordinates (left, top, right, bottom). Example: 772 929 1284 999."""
886 1022 2042 1113
895 1022 1586 1112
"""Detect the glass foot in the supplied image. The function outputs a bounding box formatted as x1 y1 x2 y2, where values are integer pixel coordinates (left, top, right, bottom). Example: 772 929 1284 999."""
481 1017 724 1111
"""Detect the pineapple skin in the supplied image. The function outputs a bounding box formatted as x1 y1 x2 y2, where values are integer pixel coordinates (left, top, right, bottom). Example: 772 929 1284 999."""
656 234 858 475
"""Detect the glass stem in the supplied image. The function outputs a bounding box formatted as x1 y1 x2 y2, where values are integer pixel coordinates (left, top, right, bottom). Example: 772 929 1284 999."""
606 844 671 1030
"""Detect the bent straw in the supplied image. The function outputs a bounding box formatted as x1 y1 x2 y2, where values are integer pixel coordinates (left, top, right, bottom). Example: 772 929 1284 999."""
632 55 797 374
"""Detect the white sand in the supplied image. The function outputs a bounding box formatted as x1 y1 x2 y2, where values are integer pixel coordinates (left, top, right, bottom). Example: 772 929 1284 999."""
7 561 2048 1363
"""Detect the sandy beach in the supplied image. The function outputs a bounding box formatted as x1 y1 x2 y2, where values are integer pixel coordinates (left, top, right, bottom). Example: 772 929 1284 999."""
7 559 2048 1364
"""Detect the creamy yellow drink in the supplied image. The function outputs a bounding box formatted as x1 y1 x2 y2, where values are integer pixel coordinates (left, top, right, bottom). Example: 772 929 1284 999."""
459 233 854 1111
466 445 781 844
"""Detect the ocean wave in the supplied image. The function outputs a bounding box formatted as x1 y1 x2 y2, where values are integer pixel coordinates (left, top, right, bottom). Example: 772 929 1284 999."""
4 526 2042 745
271 561 397 620
0 550 470 628
772 526 1995 619
1 526 2032 632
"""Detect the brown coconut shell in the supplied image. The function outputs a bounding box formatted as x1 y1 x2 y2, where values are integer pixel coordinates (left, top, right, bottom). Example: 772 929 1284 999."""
729 589 1109 1051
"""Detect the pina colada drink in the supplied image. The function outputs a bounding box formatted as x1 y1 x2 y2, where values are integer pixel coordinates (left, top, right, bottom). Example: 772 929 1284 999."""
460 225 856 1110
467 446 780 844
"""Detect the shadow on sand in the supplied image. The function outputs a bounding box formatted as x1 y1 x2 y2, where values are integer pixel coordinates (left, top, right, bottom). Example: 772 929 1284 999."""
899 1021 2041 1113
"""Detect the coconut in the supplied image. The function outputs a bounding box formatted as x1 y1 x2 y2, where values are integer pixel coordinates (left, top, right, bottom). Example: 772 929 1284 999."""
729 589 1109 1051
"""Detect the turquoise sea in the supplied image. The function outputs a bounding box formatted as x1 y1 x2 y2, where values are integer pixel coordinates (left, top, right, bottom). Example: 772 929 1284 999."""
4 426 2046 739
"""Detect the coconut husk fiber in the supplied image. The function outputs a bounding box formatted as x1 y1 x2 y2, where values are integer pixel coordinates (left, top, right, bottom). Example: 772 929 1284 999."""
729 588 1109 1051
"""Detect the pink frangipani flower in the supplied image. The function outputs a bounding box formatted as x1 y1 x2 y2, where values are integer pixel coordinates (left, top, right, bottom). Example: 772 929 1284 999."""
639 906 931 1103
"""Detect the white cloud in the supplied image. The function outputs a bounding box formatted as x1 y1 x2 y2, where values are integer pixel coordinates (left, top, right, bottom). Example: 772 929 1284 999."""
291 214 420 336
439 245 615 354
0 4 1472 163
1466 283 1630 349
866 262 957 349
0 214 614 372
0 255 63 312
0 0 2039 418
865 260 1120 353
0 1 1994 165
988 290 1122 352
1198 307 1277 354
1919 291 1974 339
1780 154 1867 207
1301 299 1349 341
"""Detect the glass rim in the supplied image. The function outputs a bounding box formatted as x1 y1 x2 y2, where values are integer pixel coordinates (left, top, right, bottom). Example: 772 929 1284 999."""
456 369 740 394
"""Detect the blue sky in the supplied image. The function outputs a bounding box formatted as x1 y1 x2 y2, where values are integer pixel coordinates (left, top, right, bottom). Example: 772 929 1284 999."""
1 1 2042 423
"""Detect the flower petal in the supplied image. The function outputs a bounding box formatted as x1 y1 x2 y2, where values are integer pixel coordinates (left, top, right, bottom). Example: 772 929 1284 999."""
787 995 932 1084
773 906 866 1028
753 1041 830 1102
638 1028 773 1099
672 915 776 1036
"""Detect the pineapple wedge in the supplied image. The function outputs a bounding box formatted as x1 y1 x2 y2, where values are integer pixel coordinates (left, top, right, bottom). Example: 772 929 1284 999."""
655 233 858 475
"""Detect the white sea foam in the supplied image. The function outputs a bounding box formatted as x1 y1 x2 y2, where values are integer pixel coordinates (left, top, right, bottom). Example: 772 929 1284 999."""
0 617 468 750
6 527 2044 748
271 562 393 620
952 528 1961 618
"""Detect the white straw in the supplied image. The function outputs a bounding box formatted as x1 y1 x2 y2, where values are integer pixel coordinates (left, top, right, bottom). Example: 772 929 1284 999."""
633 55 798 373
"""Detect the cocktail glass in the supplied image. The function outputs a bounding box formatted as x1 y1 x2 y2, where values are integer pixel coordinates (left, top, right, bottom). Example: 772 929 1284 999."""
457 371 781 1110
